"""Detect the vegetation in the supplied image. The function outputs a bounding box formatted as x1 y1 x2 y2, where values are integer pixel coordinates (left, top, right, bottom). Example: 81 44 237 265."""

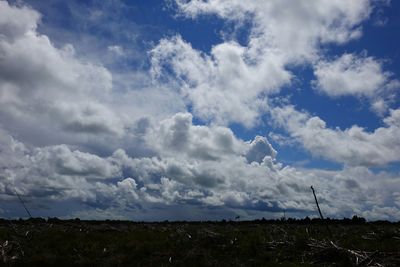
0 217 399 266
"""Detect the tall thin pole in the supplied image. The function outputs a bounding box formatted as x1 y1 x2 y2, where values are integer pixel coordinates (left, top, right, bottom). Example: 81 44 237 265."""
14 189 32 218
310 186 324 220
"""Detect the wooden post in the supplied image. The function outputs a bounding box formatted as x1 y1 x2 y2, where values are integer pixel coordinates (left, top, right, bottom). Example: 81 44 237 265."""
14 189 32 218
310 186 333 237
310 185 324 220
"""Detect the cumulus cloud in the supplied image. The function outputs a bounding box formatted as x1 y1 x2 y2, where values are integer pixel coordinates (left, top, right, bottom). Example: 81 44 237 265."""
0 1 186 151
245 136 277 164
151 36 290 127
150 0 374 126
1 1 399 221
0 1 40 39
313 53 399 114
32 145 121 179
145 112 247 161
314 54 390 97
271 105 400 166
0 1 119 138
2 113 400 220
0 117 280 215
174 0 371 56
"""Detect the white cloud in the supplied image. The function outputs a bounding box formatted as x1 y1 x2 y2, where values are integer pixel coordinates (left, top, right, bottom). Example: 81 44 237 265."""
107 45 124 56
150 0 374 126
174 0 371 59
2 113 400 220
313 53 398 114
314 54 390 97
151 36 290 127
32 144 121 179
0 1 119 138
0 1 40 40
268 132 296 147
0 1 399 221
0 1 186 150
145 112 248 161
271 105 400 166
245 136 277 164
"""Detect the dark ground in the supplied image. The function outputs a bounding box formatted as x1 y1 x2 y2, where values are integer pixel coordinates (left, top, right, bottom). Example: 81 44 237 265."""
0 218 399 266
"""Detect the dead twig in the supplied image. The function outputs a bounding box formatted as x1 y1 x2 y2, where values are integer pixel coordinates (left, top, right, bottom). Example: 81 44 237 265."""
307 238 384 266
310 186 324 220
14 189 32 218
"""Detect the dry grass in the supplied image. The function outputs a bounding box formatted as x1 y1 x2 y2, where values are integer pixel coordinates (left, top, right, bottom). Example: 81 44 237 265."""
0 218 399 266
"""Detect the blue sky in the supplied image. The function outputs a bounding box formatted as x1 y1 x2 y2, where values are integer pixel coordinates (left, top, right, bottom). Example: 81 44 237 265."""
0 0 400 221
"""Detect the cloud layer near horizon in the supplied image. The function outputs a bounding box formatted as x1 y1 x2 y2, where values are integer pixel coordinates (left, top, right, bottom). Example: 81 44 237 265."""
2 114 400 220
0 0 399 220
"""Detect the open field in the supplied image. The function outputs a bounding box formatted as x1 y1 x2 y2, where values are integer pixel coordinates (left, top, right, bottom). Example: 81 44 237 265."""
0 218 399 266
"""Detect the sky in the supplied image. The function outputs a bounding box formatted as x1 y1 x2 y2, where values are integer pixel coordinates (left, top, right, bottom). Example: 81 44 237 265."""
0 0 400 221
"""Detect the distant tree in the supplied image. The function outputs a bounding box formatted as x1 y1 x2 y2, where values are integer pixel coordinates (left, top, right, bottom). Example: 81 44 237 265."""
351 215 366 224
